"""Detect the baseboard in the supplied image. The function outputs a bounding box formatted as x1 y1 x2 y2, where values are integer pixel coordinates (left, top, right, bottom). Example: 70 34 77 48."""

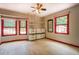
1 39 28 44
46 38 79 48
0 38 45 44
1 38 79 48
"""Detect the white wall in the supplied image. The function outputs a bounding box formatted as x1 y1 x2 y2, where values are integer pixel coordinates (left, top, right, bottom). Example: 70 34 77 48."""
44 5 79 46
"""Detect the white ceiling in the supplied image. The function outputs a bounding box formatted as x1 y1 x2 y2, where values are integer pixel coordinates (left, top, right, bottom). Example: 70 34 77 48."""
0 3 77 17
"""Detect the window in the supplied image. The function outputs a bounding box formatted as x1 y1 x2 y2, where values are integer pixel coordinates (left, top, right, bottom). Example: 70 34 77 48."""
55 14 69 34
1 17 17 36
19 20 27 35
47 19 53 32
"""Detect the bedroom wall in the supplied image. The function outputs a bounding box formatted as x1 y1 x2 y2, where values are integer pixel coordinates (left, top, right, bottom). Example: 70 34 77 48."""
44 4 79 46
0 8 45 42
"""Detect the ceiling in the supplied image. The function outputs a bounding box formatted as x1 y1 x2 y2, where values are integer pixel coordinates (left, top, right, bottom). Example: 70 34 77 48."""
0 3 77 17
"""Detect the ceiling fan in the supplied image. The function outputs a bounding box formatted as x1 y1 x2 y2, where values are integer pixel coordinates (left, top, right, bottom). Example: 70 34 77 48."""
31 3 46 14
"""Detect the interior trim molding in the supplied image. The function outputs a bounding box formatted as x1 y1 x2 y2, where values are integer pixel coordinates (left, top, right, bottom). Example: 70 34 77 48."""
54 14 69 35
0 39 28 45
46 38 79 48
19 20 27 35
29 33 45 35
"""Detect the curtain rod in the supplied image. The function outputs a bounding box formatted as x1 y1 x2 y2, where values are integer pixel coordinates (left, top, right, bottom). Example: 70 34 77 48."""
0 14 28 19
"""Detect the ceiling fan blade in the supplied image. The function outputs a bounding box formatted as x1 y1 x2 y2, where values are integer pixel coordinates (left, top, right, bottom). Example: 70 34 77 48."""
37 3 43 8
39 4 43 8
37 3 40 6
41 8 46 11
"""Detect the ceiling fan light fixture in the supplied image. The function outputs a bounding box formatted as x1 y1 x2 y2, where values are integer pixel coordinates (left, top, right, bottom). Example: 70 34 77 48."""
31 3 46 14
36 10 39 14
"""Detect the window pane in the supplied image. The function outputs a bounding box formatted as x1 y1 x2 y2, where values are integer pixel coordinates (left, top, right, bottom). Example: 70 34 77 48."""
55 15 69 34
20 20 27 34
3 28 16 35
49 21 53 28
4 19 16 27
2 18 16 36
56 25 67 33
20 28 26 34
20 20 26 27
57 16 67 25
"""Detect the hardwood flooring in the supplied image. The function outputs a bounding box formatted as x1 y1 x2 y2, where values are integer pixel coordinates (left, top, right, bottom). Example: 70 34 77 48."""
0 39 79 55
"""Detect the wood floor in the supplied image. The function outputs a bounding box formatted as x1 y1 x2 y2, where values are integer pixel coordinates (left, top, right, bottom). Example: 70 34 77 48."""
0 39 79 55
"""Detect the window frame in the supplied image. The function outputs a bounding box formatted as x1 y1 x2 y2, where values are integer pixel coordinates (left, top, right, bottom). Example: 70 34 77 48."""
55 14 69 34
47 19 53 32
19 20 27 35
1 17 17 36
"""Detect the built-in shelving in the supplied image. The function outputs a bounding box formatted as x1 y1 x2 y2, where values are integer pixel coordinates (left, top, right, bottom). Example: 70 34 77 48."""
28 16 45 40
